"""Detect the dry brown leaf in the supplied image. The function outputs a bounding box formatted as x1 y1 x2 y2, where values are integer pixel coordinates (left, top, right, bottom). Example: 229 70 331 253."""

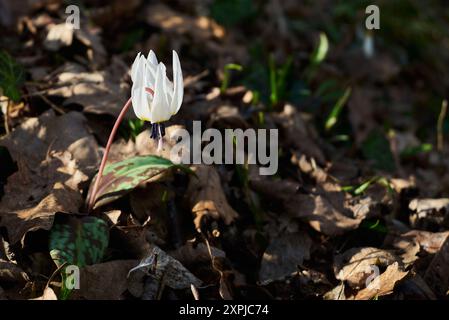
169 242 226 267
409 198 449 229
47 58 129 117
424 236 449 296
0 259 29 283
334 247 400 289
108 125 185 163
143 1 248 65
347 87 378 145
128 245 202 290
44 22 74 50
146 3 224 40
186 165 238 229
207 105 249 129
31 287 57 300
0 110 98 244
354 262 408 300
0 184 82 245
71 260 139 300
274 104 325 165
259 232 312 285
403 230 449 254
386 230 449 267
250 177 370 236
324 283 346 300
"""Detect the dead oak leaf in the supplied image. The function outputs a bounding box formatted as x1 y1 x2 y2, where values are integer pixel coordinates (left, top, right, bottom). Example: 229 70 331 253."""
334 247 401 289
0 183 82 245
354 262 408 300
186 165 238 229
0 111 98 244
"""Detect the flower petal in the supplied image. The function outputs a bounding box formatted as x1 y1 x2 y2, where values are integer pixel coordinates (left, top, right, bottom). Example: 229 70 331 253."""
170 50 183 115
131 67 152 121
130 52 141 82
150 63 172 123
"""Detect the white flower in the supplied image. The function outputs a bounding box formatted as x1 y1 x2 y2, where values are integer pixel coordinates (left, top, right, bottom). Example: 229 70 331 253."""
130 50 183 124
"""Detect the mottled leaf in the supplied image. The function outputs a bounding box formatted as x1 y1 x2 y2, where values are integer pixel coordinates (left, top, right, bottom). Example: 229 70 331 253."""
49 214 109 268
87 155 192 209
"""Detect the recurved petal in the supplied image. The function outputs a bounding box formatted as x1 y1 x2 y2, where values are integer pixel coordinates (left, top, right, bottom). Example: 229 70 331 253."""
170 50 184 115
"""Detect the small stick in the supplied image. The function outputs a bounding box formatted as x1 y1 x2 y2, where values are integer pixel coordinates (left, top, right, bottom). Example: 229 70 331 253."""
437 99 447 152
39 94 65 114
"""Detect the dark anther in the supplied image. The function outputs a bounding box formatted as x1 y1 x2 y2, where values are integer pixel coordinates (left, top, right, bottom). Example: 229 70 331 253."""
150 123 158 139
150 123 166 140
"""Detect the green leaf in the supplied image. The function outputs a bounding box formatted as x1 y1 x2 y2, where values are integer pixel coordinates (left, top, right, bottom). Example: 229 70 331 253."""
49 215 109 268
88 155 192 209
0 50 25 102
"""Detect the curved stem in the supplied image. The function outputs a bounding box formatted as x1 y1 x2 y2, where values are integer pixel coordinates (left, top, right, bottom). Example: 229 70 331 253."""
87 98 132 212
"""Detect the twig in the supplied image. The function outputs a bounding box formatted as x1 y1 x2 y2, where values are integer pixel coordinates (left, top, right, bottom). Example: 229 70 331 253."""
437 99 447 152
87 97 132 212
39 94 66 114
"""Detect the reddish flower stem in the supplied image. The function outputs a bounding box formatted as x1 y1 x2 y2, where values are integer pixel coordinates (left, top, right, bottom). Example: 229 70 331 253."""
87 97 132 212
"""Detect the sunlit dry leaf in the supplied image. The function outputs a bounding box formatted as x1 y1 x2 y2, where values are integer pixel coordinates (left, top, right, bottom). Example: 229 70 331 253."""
334 247 400 289
409 198 449 229
186 165 239 229
47 58 128 117
44 23 74 50
31 287 57 300
259 232 312 285
354 262 408 300
0 110 98 244
324 283 346 300
250 177 370 236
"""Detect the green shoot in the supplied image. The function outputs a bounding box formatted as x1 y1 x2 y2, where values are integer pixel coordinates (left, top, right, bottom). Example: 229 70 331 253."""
268 55 292 108
0 50 25 102
306 32 329 81
221 63 243 94
325 87 352 131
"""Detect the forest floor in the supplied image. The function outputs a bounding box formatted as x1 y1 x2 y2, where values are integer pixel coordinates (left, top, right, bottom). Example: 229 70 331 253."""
1 0 449 300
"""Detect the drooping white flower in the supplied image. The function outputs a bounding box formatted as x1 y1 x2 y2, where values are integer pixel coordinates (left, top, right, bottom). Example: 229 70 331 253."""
130 50 183 142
